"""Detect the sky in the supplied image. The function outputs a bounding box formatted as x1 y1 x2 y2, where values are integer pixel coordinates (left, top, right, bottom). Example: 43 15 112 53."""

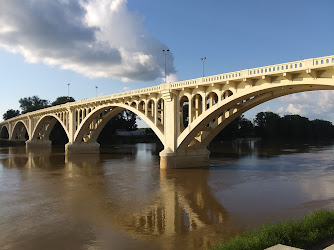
0 0 334 127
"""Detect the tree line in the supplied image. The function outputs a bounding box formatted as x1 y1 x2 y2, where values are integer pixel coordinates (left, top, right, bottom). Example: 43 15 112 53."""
214 111 334 141
3 95 75 120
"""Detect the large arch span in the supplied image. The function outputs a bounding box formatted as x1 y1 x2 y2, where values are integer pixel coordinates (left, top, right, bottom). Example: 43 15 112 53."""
177 80 334 151
0 54 333 168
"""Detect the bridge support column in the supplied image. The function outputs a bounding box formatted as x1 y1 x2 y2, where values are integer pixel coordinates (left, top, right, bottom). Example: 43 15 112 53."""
160 91 211 168
26 139 52 149
160 148 210 169
65 142 100 154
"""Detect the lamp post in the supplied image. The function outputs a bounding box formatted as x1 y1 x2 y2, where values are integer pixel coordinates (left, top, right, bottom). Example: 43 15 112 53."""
201 57 206 77
67 83 70 99
162 49 170 83
95 86 98 97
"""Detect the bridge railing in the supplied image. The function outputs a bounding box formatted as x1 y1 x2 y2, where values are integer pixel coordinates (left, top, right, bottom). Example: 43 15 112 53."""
1 55 334 124
168 55 334 90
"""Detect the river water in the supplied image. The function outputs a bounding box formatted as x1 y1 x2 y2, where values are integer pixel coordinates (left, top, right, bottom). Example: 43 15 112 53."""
1 140 334 250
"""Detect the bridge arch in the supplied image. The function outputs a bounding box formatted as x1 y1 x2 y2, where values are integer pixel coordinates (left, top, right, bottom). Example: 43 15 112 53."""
179 95 190 132
73 103 165 146
138 100 146 114
0 125 9 139
31 114 70 142
147 99 155 121
177 79 334 151
11 120 29 141
157 98 164 127
206 92 218 109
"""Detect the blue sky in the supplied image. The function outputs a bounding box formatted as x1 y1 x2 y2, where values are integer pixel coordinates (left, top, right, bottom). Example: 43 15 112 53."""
0 0 334 126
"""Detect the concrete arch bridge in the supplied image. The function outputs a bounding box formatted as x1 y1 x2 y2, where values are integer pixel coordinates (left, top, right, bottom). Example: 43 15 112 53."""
1 55 334 168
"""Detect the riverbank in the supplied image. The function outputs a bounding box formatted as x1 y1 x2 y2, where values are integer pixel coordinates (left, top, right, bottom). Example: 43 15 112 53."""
212 209 334 250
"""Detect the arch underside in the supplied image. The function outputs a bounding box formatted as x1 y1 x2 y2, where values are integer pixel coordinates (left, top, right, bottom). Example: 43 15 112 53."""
0 125 9 139
178 80 334 152
32 115 68 142
11 121 29 141
74 103 165 146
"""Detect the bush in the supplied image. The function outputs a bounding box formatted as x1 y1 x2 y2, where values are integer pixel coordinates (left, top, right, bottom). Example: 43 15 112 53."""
212 210 334 250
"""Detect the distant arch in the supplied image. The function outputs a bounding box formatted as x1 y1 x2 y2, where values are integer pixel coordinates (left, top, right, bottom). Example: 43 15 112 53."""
0 125 9 139
31 114 69 142
11 121 29 141
74 103 165 146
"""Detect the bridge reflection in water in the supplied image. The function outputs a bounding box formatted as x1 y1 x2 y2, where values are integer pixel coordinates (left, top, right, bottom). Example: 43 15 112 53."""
0 145 229 249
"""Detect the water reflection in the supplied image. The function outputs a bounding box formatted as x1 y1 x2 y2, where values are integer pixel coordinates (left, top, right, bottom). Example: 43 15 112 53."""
0 144 229 249
1 141 334 249
210 139 334 159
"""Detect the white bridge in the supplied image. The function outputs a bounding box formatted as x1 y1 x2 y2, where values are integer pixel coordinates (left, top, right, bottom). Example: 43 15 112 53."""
1 55 334 168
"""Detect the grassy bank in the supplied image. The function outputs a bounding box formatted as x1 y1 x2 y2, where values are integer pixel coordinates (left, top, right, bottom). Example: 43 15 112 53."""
212 209 334 250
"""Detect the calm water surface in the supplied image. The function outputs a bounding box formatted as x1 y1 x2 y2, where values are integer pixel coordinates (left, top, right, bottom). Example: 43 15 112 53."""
1 140 334 250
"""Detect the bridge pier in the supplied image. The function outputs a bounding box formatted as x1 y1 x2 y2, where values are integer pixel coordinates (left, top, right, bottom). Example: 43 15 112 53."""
26 139 52 149
65 142 100 154
159 148 210 169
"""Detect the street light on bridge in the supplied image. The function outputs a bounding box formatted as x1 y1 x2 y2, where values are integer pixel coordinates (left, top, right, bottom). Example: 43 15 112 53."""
95 86 98 97
162 49 170 83
201 57 206 77
67 83 70 99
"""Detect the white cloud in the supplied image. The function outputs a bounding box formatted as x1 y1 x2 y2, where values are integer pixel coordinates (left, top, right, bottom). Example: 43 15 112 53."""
285 104 301 115
277 91 334 121
0 0 176 82
163 73 179 83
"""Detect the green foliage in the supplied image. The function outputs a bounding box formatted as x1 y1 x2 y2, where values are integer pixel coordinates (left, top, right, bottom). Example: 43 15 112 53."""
109 110 138 132
253 112 334 140
19 96 50 114
98 110 138 144
212 210 334 250
254 112 281 138
215 115 253 141
3 109 20 120
51 96 75 106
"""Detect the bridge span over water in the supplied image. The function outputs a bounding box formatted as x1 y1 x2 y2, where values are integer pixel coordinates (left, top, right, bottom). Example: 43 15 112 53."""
1 55 334 168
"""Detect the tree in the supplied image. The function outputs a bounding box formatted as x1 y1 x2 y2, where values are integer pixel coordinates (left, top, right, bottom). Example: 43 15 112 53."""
310 119 334 139
52 96 75 106
109 110 138 133
19 96 50 114
279 115 310 138
214 115 254 141
97 110 138 144
3 109 20 120
254 112 281 138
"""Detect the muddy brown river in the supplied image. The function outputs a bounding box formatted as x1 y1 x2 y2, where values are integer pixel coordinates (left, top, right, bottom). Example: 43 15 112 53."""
1 140 334 249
